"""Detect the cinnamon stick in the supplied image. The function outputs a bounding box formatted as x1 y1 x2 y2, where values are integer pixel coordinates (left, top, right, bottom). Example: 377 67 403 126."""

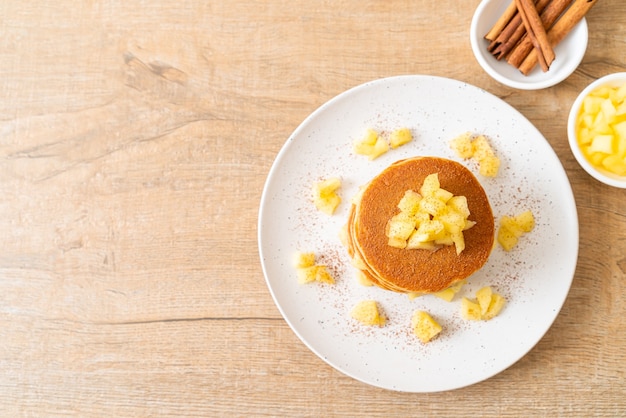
490 0 552 59
506 0 573 68
515 0 555 72
518 0 599 75
485 1 518 41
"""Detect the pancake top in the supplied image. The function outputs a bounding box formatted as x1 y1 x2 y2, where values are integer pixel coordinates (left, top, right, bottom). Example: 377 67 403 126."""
353 157 494 293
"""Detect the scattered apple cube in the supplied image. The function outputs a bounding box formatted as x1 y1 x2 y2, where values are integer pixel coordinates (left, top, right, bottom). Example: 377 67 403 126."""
293 251 315 268
411 310 442 343
497 226 518 252
450 133 500 177
294 251 335 285
313 177 341 215
407 291 425 300
450 132 475 159
351 300 386 326
433 279 466 302
353 128 389 160
461 297 482 321
476 286 493 315
482 292 506 320
497 210 535 251
296 266 318 284
479 155 501 177
355 270 374 287
461 286 506 321
389 128 413 149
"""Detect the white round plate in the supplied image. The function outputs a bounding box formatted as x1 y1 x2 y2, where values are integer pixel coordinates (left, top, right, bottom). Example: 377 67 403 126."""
470 0 588 90
258 75 578 392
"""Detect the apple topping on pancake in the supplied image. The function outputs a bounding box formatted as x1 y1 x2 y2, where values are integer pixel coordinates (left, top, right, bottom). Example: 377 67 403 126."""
385 173 475 255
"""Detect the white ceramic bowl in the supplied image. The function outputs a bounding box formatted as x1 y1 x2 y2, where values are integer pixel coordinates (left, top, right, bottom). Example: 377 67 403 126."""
567 72 626 188
470 0 588 90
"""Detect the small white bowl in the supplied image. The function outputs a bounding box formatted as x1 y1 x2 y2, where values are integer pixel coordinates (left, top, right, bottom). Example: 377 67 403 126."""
470 0 588 90
567 72 626 188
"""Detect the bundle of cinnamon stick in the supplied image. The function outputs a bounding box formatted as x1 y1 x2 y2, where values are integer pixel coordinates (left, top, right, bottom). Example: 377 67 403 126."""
485 0 598 75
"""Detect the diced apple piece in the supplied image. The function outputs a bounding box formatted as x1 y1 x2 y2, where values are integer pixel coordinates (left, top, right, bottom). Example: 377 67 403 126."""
407 292 424 300
419 173 440 197
419 196 447 216
589 134 614 154
411 310 442 343
497 225 519 252
483 293 506 320
355 270 374 287
434 188 454 203
472 135 496 161
461 297 482 321
414 219 445 241
463 220 476 231
450 132 475 159
616 83 626 102
439 210 466 234
451 231 465 255
313 177 342 215
397 190 422 215
406 234 438 250
388 236 408 249
514 210 535 232
601 98 617 120
578 127 592 145
447 195 470 218
297 265 319 284
361 128 378 145
433 279 466 302
351 300 386 326
369 136 390 160
613 121 626 153
315 266 335 284
582 95 603 115
602 155 626 175
295 252 335 285
389 128 413 149
434 235 454 246
476 286 493 315
353 129 389 160
497 210 534 251
293 251 316 268
479 155 501 177
500 215 525 238
461 287 506 321
451 133 500 177
386 215 416 241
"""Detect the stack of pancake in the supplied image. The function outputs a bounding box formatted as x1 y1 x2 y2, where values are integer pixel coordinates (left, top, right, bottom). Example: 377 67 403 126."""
342 157 494 294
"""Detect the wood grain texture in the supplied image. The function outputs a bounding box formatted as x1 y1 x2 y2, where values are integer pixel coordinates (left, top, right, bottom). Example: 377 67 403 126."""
0 0 624 416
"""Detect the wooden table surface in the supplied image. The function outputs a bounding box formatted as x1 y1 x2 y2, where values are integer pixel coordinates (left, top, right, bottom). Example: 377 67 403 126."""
1 1 624 416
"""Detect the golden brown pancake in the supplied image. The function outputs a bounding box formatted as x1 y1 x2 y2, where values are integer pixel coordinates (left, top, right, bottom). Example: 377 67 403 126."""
346 157 494 293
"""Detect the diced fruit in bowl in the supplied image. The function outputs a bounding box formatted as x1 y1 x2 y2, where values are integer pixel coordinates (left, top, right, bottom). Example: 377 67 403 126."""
569 73 626 187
